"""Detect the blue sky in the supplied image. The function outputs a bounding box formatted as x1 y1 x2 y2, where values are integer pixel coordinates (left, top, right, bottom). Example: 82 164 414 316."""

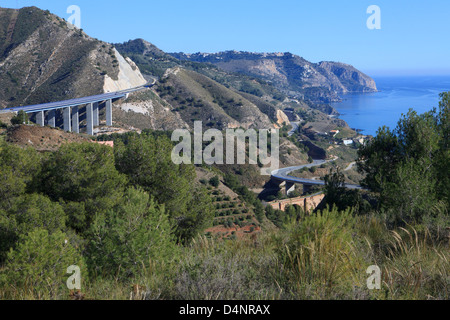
2 0 450 76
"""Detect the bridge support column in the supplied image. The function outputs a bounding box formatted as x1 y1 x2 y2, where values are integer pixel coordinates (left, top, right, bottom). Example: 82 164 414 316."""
86 103 94 135
48 110 56 127
93 102 99 127
105 99 112 126
286 182 296 196
36 111 44 126
63 107 71 132
72 106 79 134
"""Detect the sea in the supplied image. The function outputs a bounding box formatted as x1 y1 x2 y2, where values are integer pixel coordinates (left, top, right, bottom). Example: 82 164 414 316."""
331 76 450 136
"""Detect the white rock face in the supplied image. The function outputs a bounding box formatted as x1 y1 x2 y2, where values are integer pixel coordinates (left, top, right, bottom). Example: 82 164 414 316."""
276 109 291 127
103 48 147 92
119 101 153 115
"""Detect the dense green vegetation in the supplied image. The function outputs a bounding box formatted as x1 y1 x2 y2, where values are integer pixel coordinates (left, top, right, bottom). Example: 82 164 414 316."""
0 132 212 297
317 93 450 231
10 111 29 125
356 92 449 227
0 94 448 300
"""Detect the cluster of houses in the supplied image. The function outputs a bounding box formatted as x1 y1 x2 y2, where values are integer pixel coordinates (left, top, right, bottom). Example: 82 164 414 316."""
326 129 369 146
301 124 371 147
341 136 369 146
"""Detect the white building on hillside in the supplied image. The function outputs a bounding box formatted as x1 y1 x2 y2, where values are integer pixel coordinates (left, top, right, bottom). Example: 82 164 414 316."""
343 139 353 146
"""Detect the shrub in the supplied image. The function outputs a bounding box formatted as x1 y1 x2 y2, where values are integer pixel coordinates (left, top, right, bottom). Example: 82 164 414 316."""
0 141 41 206
114 134 213 244
209 176 220 188
275 207 365 297
0 194 67 262
10 111 28 126
87 187 178 280
38 142 127 232
174 238 280 300
0 228 85 299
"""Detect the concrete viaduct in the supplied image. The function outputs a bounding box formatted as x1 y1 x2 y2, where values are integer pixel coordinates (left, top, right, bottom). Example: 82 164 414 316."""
271 159 364 196
0 83 153 135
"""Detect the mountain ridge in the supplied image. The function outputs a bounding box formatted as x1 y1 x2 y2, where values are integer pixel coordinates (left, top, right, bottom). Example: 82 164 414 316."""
115 39 292 130
169 50 378 103
0 6 146 109
0 7 364 134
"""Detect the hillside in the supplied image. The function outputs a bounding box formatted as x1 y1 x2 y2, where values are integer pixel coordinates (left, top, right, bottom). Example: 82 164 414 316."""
155 67 274 129
116 39 288 103
0 7 360 156
112 88 190 131
0 8 288 133
114 39 353 131
5 124 90 151
0 7 371 134
170 51 378 103
115 39 291 130
0 4 447 304
0 6 146 109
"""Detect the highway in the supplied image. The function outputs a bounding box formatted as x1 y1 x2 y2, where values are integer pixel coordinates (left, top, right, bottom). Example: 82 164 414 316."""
271 159 364 190
288 122 300 137
0 82 154 114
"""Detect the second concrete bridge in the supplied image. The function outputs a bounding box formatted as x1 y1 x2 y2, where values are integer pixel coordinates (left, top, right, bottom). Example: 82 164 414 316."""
271 159 364 196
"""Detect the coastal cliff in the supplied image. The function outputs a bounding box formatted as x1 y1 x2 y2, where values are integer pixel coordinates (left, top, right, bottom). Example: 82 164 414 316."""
170 51 378 103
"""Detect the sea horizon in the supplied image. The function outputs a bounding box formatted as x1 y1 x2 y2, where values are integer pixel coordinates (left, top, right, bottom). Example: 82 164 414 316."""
332 75 450 136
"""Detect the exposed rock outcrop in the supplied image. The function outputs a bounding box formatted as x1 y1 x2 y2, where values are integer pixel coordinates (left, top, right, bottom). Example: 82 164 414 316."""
0 6 145 108
170 51 378 103
103 49 146 92
316 61 377 93
275 109 291 127
113 88 189 131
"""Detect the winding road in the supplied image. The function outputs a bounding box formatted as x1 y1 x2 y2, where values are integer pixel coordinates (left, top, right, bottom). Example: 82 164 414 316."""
271 158 364 190
288 122 300 137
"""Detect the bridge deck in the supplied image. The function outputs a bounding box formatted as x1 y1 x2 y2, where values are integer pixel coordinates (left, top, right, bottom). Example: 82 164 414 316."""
0 83 153 114
271 160 364 190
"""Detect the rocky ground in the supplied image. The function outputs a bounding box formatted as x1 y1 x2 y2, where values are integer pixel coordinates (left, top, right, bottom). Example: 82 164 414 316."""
5 125 90 151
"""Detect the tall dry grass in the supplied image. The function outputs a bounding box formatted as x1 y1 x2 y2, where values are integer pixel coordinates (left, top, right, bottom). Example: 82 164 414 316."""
1 208 448 300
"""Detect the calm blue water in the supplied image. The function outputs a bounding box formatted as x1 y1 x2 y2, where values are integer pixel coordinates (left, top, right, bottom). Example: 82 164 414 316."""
332 76 450 136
